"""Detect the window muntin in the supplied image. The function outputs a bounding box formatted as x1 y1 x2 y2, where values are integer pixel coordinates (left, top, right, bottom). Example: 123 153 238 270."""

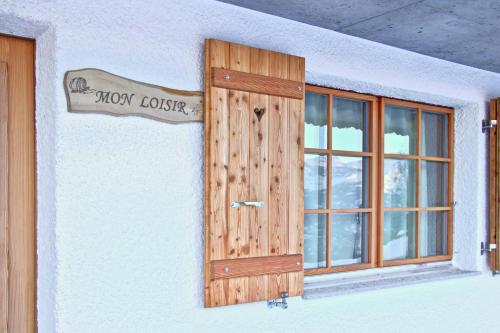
304 86 453 275
304 87 376 275
382 98 452 266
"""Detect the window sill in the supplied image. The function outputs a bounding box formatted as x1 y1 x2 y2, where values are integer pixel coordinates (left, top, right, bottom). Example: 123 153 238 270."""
303 262 480 299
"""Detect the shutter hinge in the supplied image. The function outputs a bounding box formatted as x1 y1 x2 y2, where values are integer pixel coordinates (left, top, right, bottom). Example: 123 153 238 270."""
480 241 497 255
267 292 288 309
482 119 497 133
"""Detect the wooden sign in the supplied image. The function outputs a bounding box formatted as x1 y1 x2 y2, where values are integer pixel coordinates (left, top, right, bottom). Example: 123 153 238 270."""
64 68 203 122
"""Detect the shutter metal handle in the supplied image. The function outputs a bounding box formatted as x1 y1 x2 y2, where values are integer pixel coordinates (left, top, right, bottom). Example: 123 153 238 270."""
231 201 264 208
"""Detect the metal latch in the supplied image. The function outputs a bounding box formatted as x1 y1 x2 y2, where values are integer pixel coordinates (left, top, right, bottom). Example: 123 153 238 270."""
231 201 264 208
481 241 497 255
267 292 288 309
482 119 497 133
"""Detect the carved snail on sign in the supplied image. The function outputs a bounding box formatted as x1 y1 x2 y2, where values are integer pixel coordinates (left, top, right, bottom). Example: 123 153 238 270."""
69 77 95 94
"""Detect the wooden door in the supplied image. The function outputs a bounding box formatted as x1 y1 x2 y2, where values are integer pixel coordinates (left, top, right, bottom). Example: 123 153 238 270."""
489 99 500 273
204 39 305 307
0 35 36 332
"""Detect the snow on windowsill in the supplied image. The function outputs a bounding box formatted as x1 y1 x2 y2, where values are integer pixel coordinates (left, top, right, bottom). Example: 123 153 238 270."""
303 262 480 299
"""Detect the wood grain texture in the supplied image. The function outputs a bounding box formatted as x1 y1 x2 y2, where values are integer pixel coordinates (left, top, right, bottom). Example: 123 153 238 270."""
490 99 500 271
203 37 212 309
205 39 304 307
447 108 455 259
382 97 452 114
490 99 497 271
248 47 270 302
305 263 373 276
209 40 230 261
226 43 251 302
227 43 251 260
378 98 386 267
211 255 302 279
0 35 36 332
287 56 304 296
416 108 421 258
212 68 304 99
370 99 379 267
383 153 451 162
381 255 451 267
0 61 8 333
268 51 290 299
206 39 230 307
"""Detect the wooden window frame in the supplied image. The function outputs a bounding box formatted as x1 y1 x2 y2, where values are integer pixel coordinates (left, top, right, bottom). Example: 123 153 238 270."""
304 85 378 275
304 85 454 276
379 97 454 267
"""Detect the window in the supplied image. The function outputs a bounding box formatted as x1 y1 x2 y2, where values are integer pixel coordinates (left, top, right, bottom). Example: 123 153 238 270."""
304 85 453 275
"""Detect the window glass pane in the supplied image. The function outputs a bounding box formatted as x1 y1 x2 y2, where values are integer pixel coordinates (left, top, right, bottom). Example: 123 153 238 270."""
332 97 368 152
304 214 327 269
305 92 328 149
332 156 369 208
384 105 417 154
331 213 368 266
304 154 327 209
421 161 447 207
420 211 447 257
384 159 417 208
383 212 416 261
422 111 448 157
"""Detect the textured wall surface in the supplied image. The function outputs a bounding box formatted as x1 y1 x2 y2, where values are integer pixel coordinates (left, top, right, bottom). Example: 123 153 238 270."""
1 0 500 332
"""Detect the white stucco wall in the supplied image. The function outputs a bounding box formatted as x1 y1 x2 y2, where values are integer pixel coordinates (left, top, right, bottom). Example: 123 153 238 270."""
1 0 500 332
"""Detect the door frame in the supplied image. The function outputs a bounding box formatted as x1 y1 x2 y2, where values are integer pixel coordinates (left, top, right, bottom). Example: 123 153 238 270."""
0 33 37 333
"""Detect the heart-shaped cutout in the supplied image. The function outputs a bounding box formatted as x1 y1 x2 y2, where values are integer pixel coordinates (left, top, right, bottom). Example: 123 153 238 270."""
254 107 265 121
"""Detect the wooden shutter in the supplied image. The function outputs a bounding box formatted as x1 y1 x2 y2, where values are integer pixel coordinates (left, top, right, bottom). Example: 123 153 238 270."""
204 39 305 307
489 99 500 273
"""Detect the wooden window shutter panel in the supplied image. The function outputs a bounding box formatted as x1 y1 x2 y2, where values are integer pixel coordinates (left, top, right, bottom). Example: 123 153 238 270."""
204 39 305 307
489 99 500 272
